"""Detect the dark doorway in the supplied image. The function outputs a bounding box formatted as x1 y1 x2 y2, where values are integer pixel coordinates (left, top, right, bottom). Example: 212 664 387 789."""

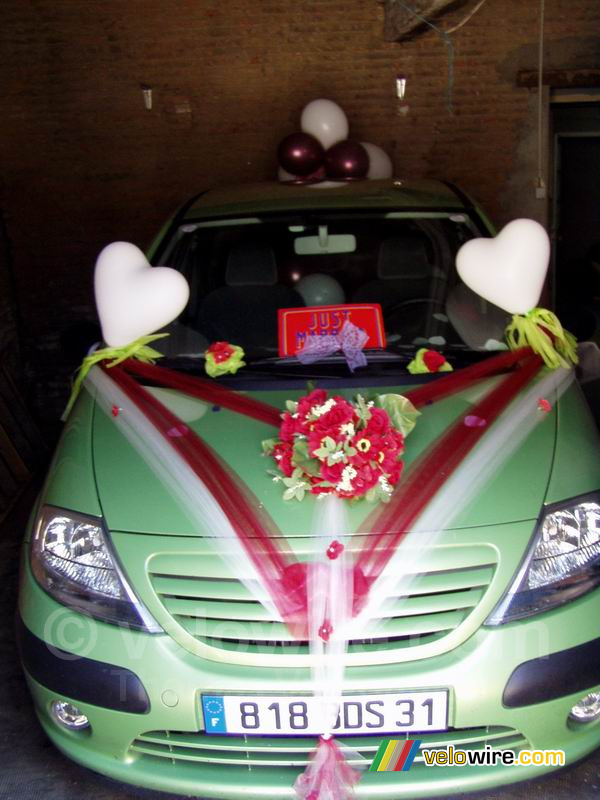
552 101 600 340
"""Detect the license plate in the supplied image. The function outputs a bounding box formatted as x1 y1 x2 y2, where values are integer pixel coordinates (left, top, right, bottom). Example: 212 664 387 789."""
201 691 448 736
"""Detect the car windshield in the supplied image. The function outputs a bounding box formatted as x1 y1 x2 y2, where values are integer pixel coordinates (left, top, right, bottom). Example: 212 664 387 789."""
154 209 510 374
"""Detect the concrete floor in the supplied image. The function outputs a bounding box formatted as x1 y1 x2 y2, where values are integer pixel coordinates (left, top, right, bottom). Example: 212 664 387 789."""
2 483 600 800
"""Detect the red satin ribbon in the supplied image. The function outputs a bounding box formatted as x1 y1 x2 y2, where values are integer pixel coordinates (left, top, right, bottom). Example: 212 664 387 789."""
106 365 306 629
403 347 532 408
355 354 543 598
103 347 540 632
123 359 281 427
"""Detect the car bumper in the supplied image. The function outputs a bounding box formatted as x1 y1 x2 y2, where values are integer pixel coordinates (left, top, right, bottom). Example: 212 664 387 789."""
19 557 600 799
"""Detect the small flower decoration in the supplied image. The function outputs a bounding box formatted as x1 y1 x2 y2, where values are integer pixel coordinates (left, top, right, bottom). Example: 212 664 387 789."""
538 398 552 413
205 341 246 378
263 389 418 502
326 540 344 560
407 348 453 375
318 620 333 641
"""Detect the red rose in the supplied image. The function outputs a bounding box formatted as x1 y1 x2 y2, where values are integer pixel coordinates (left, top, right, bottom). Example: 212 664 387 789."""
423 350 447 372
341 463 379 497
320 461 345 485
279 412 299 443
297 389 328 419
207 341 235 363
365 407 390 435
272 442 294 477
317 400 355 432
386 461 404 486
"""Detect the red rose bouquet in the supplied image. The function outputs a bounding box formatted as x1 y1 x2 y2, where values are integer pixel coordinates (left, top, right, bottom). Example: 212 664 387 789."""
263 389 419 502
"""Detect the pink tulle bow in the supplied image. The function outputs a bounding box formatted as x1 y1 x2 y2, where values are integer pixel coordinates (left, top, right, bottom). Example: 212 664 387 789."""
296 321 368 372
294 737 361 800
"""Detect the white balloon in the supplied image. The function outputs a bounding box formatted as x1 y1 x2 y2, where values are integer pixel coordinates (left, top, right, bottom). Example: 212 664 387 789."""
446 283 509 349
360 141 394 179
296 274 345 306
455 219 550 315
300 98 349 150
278 165 296 182
95 242 190 348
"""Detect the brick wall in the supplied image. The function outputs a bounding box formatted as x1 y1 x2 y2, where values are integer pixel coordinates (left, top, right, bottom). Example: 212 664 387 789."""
2 0 600 418
0 215 18 364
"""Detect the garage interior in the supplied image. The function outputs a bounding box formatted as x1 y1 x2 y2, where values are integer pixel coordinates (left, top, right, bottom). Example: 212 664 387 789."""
1 1 600 798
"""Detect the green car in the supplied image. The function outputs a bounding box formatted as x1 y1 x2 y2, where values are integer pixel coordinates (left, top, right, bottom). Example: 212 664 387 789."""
18 179 600 798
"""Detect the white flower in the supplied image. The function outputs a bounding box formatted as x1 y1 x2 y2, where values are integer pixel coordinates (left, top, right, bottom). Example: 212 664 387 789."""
336 465 357 493
311 398 337 417
340 422 355 437
378 474 393 495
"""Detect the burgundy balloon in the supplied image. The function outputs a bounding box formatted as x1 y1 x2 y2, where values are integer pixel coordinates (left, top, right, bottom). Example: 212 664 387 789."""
277 132 325 177
324 140 369 180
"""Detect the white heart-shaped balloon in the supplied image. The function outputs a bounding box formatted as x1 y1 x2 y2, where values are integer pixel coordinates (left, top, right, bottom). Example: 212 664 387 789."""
95 242 190 347
360 141 394 179
456 219 550 315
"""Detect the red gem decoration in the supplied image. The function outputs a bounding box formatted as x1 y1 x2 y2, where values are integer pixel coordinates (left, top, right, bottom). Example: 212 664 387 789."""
538 398 552 413
167 424 189 438
318 620 333 641
111 405 120 418
207 341 235 364
326 540 344 560
464 414 486 428
423 350 447 372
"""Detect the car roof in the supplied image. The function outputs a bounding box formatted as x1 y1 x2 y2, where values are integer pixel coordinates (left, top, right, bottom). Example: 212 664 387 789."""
182 179 471 220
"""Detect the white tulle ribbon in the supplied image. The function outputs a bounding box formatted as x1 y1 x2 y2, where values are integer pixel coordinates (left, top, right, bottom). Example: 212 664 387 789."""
356 365 574 627
85 366 280 618
85 361 574 800
306 497 353 737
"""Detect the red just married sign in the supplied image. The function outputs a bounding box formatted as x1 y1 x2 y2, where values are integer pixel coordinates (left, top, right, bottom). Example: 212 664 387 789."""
278 303 386 358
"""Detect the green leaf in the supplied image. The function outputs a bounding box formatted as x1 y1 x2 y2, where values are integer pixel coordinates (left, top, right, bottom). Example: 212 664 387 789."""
313 436 338 460
293 440 321 476
355 394 372 426
293 439 310 461
262 438 277 455
376 394 421 437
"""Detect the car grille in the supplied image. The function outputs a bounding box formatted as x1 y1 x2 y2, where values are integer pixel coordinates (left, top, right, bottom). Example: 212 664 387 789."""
148 545 496 665
130 725 528 770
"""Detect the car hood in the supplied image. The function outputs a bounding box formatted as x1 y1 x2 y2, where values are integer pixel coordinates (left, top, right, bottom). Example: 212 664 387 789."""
91 375 558 538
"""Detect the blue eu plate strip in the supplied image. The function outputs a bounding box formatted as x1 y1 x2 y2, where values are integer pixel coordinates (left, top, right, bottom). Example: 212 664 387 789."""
202 695 227 733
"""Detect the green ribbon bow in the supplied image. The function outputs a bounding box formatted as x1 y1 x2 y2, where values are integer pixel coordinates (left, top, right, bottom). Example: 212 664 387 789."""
62 333 167 420
505 308 578 370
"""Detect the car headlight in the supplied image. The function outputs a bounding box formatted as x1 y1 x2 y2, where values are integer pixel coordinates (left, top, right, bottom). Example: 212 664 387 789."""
30 505 161 632
487 493 600 625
